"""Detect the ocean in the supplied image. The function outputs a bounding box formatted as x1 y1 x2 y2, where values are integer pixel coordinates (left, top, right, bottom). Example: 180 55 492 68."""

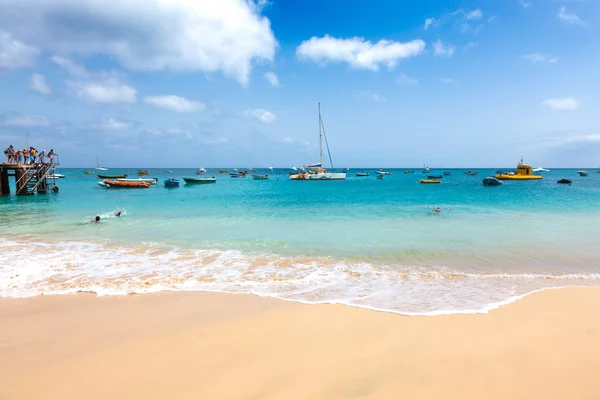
1 167 600 315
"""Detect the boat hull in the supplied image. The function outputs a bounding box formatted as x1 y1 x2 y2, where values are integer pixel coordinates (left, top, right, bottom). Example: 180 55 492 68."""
483 177 503 186
183 177 216 184
356 173 369 177
420 179 441 184
495 174 542 180
251 174 269 180
290 172 346 180
102 180 150 188
97 174 127 179
117 178 157 184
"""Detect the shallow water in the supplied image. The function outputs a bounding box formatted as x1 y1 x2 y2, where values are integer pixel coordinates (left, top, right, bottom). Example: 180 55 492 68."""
1 167 599 314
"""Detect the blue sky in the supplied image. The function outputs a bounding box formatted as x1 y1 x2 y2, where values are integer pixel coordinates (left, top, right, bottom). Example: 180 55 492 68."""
0 0 599 168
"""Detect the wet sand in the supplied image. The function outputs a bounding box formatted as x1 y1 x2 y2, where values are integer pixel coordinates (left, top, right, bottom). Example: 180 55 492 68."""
2 287 600 399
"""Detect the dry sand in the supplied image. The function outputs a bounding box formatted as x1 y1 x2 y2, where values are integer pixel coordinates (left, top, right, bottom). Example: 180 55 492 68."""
2 287 600 399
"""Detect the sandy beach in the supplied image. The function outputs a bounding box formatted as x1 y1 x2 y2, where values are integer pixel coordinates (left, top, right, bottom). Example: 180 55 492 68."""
2 287 600 399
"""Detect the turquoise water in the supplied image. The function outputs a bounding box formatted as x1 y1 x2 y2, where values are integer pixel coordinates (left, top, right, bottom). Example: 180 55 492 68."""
2 168 600 314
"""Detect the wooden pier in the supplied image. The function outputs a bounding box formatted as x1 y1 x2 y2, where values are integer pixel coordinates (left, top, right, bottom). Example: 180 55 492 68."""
0 162 58 196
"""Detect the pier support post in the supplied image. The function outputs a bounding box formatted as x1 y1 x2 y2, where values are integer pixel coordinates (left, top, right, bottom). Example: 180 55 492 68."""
0 168 9 195
14 168 25 194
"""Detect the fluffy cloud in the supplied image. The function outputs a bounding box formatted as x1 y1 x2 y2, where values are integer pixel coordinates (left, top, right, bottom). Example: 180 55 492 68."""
100 118 131 130
51 55 89 77
433 40 455 57
423 9 484 31
29 73 52 95
244 109 277 123
144 95 205 113
0 0 277 85
67 79 137 104
4 114 50 126
264 71 279 87
558 7 585 25
396 73 418 85
541 98 579 111
0 30 38 69
423 18 438 30
519 0 532 8
465 9 483 20
296 35 425 70
523 53 558 63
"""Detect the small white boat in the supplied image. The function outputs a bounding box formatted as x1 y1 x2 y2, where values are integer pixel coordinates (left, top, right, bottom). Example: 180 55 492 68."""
95 155 108 171
422 165 430 173
578 170 589 177
49 173 65 179
533 167 550 172
196 167 206 175
376 169 391 175
291 166 297 171
268 165 274 171
117 177 158 185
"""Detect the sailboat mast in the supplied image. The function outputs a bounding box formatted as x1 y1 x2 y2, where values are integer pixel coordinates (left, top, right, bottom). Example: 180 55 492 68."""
318 102 323 166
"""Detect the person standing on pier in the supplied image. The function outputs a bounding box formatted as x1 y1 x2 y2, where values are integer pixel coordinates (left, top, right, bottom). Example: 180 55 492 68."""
48 149 55 164
15 149 22 164
22 149 28 164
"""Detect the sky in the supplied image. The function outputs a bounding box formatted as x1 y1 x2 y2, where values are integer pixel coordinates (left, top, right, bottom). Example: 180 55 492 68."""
0 0 599 168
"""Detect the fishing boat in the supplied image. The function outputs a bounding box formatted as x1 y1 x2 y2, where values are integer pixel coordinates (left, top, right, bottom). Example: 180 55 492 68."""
99 180 150 188
443 172 452 176
420 179 441 184
464 170 479 176
117 178 158 185
290 103 346 181
83 171 94 175
403 171 415 174
230 173 246 178
183 176 216 184
268 165 274 171
557 178 572 184
356 172 370 177
164 178 180 188
137 170 150 176
428 175 443 179
97 174 127 179
578 170 589 177
496 158 542 180
376 169 391 175
95 155 108 171
422 165 430 173
196 167 206 175
48 172 65 179
482 177 503 186
219 170 229 174
252 174 269 180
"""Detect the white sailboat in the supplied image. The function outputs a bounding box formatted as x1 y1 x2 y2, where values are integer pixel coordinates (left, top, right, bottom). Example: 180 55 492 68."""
268 165 274 171
290 103 346 181
96 155 108 171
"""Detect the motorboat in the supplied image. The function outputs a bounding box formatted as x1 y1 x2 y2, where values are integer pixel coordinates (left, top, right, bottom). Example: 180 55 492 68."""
48 172 65 179
403 171 415 174
464 170 479 176
97 174 127 179
268 165 274 171
137 170 150 176
356 172 370 177
230 173 246 178
99 180 150 188
252 174 269 180
422 165 430 173
291 166 298 171
376 169 391 175
84 171 94 175
578 170 589 177
183 176 216 184
219 170 229 174
496 158 542 180
164 178 180 188
196 167 207 175
557 178 572 184
428 175 443 179
377 174 384 179
443 172 452 176
482 177 503 186
420 179 441 184
533 167 550 173
117 178 157 185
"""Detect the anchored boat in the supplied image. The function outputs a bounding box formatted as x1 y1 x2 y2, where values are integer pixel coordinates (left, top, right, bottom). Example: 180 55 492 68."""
97 174 127 179
420 179 441 184
164 178 180 188
482 177 503 186
578 170 589 177
98 180 150 188
183 176 216 184
290 103 346 181
496 158 542 180
557 178 572 184
356 172 370 177
252 174 269 180
117 178 157 185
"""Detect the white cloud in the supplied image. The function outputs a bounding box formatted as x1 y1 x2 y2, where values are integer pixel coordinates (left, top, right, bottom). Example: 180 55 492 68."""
541 98 579 111
264 71 279 87
441 78 456 84
396 73 418 85
523 53 558 63
243 109 277 123
282 137 294 143
558 6 585 25
146 128 193 140
4 114 50 126
144 95 205 113
465 9 483 20
67 78 137 104
0 30 38 69
100 118 131 130
519 0 532 8
296 35 426 70
433 40 455 57
29 73 52 95
51 55 89 77
424 18 438 30
0 0 277 86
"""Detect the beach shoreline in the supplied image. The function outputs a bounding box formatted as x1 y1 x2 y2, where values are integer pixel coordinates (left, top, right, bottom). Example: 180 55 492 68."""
2 287 600 399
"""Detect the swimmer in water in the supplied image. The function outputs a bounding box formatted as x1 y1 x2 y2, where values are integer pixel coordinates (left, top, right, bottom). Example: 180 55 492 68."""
432 206 442 214
115 210 122 217
91 216 100 224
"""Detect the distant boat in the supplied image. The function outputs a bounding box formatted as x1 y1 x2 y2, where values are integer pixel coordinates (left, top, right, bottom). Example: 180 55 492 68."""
356 172 369 177
496 158 542 180
219 170 229 174
230 173 246 178
48 173 65 179
137 170 150 176
428 175 443 179
420 179 441 184
557 178 572 184
403 170 415 174
196 167 206 175
533 167 550 172
376 169 391 175
99 180 150 188
97 174 127 179
83 171 94 175
578 170 589 177
183 176 216 184
422 165 430 173
164 178 180 188
167 170 172 173
377 174 384 179
482 177 503 186
117 178 157 185
443 172 452 176
252 174 269 180
95 155 108 171
268 165 274 171
291 166 297 171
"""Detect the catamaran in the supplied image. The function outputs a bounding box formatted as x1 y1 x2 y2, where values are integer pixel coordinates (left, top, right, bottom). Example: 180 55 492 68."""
290 103 346 181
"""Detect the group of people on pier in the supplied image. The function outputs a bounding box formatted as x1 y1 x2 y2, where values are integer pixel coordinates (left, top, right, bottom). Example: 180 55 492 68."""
3 145 56 165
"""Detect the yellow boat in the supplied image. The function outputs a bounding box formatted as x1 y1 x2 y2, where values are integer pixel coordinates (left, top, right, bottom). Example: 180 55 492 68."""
496 159 542 180
420 179 441 184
